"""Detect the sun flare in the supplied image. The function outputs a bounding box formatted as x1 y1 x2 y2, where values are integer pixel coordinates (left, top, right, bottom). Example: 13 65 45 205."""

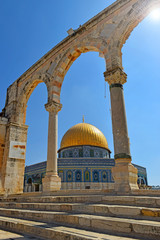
150 9 160 21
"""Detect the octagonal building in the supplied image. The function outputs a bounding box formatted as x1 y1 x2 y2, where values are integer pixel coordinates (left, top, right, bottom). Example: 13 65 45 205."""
24 123 148 192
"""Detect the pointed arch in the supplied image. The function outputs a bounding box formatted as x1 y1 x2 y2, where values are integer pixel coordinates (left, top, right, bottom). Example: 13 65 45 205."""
119 0 160 55
47 38 108 103
15 73 50 124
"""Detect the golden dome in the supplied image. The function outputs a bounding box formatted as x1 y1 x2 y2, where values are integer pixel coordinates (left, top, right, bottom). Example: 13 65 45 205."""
59 123 109 151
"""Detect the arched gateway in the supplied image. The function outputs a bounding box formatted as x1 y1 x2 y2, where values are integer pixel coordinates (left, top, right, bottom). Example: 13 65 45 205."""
0 0 159 195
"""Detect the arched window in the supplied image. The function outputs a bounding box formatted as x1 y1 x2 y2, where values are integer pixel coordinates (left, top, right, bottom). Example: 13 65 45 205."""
84 170 90 182
141 178 145 185
102 171 108 182
75 170 82 182
79 149 83 157
93 170 99 182
90 149 94 157
69 150 73 157
99 151 103 158
35 174 41 183
27 178 32 184
66 170 73 182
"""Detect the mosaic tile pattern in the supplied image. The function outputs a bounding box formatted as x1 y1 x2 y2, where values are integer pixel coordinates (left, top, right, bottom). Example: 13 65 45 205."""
24 146 148 187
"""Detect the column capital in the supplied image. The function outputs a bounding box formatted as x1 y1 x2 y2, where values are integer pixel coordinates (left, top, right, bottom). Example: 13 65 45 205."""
104 67 127 85
45 101 62 113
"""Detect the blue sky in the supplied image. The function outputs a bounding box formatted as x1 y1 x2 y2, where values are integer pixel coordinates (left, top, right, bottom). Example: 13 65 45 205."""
0 1 160 185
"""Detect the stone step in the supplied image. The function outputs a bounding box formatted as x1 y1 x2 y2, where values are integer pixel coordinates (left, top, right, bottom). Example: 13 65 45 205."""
0 194 104 203
0 207 160 239
1 195 160 207
0 229 40 240
0 216 145 240
0 202 160 220
102 196 160 208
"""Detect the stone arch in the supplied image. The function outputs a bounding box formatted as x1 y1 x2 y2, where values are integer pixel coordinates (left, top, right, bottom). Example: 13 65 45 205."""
48 38 108 103
108 0 160 68
103 0 160 70
15 73 50 125
120 1 160 50
0 73 50 195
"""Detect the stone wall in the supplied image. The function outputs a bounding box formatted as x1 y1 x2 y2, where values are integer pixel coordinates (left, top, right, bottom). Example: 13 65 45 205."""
0 123 28 194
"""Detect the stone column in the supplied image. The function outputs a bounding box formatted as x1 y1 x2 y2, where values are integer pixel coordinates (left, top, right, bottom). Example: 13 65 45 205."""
104 67 138 192
42 101 62 192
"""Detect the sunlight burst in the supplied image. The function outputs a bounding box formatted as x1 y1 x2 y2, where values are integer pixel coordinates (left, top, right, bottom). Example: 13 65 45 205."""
150 9 160 21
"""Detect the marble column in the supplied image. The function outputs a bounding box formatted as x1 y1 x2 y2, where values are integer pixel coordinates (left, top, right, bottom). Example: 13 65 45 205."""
42 101 62 192
104 67 138 192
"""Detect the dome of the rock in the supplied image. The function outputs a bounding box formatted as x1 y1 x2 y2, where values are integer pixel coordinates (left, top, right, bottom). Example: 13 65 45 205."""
24 123 148 193
59 123 109 151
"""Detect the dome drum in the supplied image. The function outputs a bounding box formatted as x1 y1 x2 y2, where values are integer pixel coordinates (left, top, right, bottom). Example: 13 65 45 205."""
58 145 110 159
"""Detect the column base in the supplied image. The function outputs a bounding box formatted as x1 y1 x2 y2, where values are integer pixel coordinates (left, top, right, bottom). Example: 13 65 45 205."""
42 173 61 193
112 158 139 193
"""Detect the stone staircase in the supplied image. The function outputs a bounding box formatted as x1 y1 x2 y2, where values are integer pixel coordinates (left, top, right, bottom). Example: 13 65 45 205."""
0 194 160 239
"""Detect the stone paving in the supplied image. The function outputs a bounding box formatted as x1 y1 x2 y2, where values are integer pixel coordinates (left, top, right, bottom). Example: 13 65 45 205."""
0 229 39 240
